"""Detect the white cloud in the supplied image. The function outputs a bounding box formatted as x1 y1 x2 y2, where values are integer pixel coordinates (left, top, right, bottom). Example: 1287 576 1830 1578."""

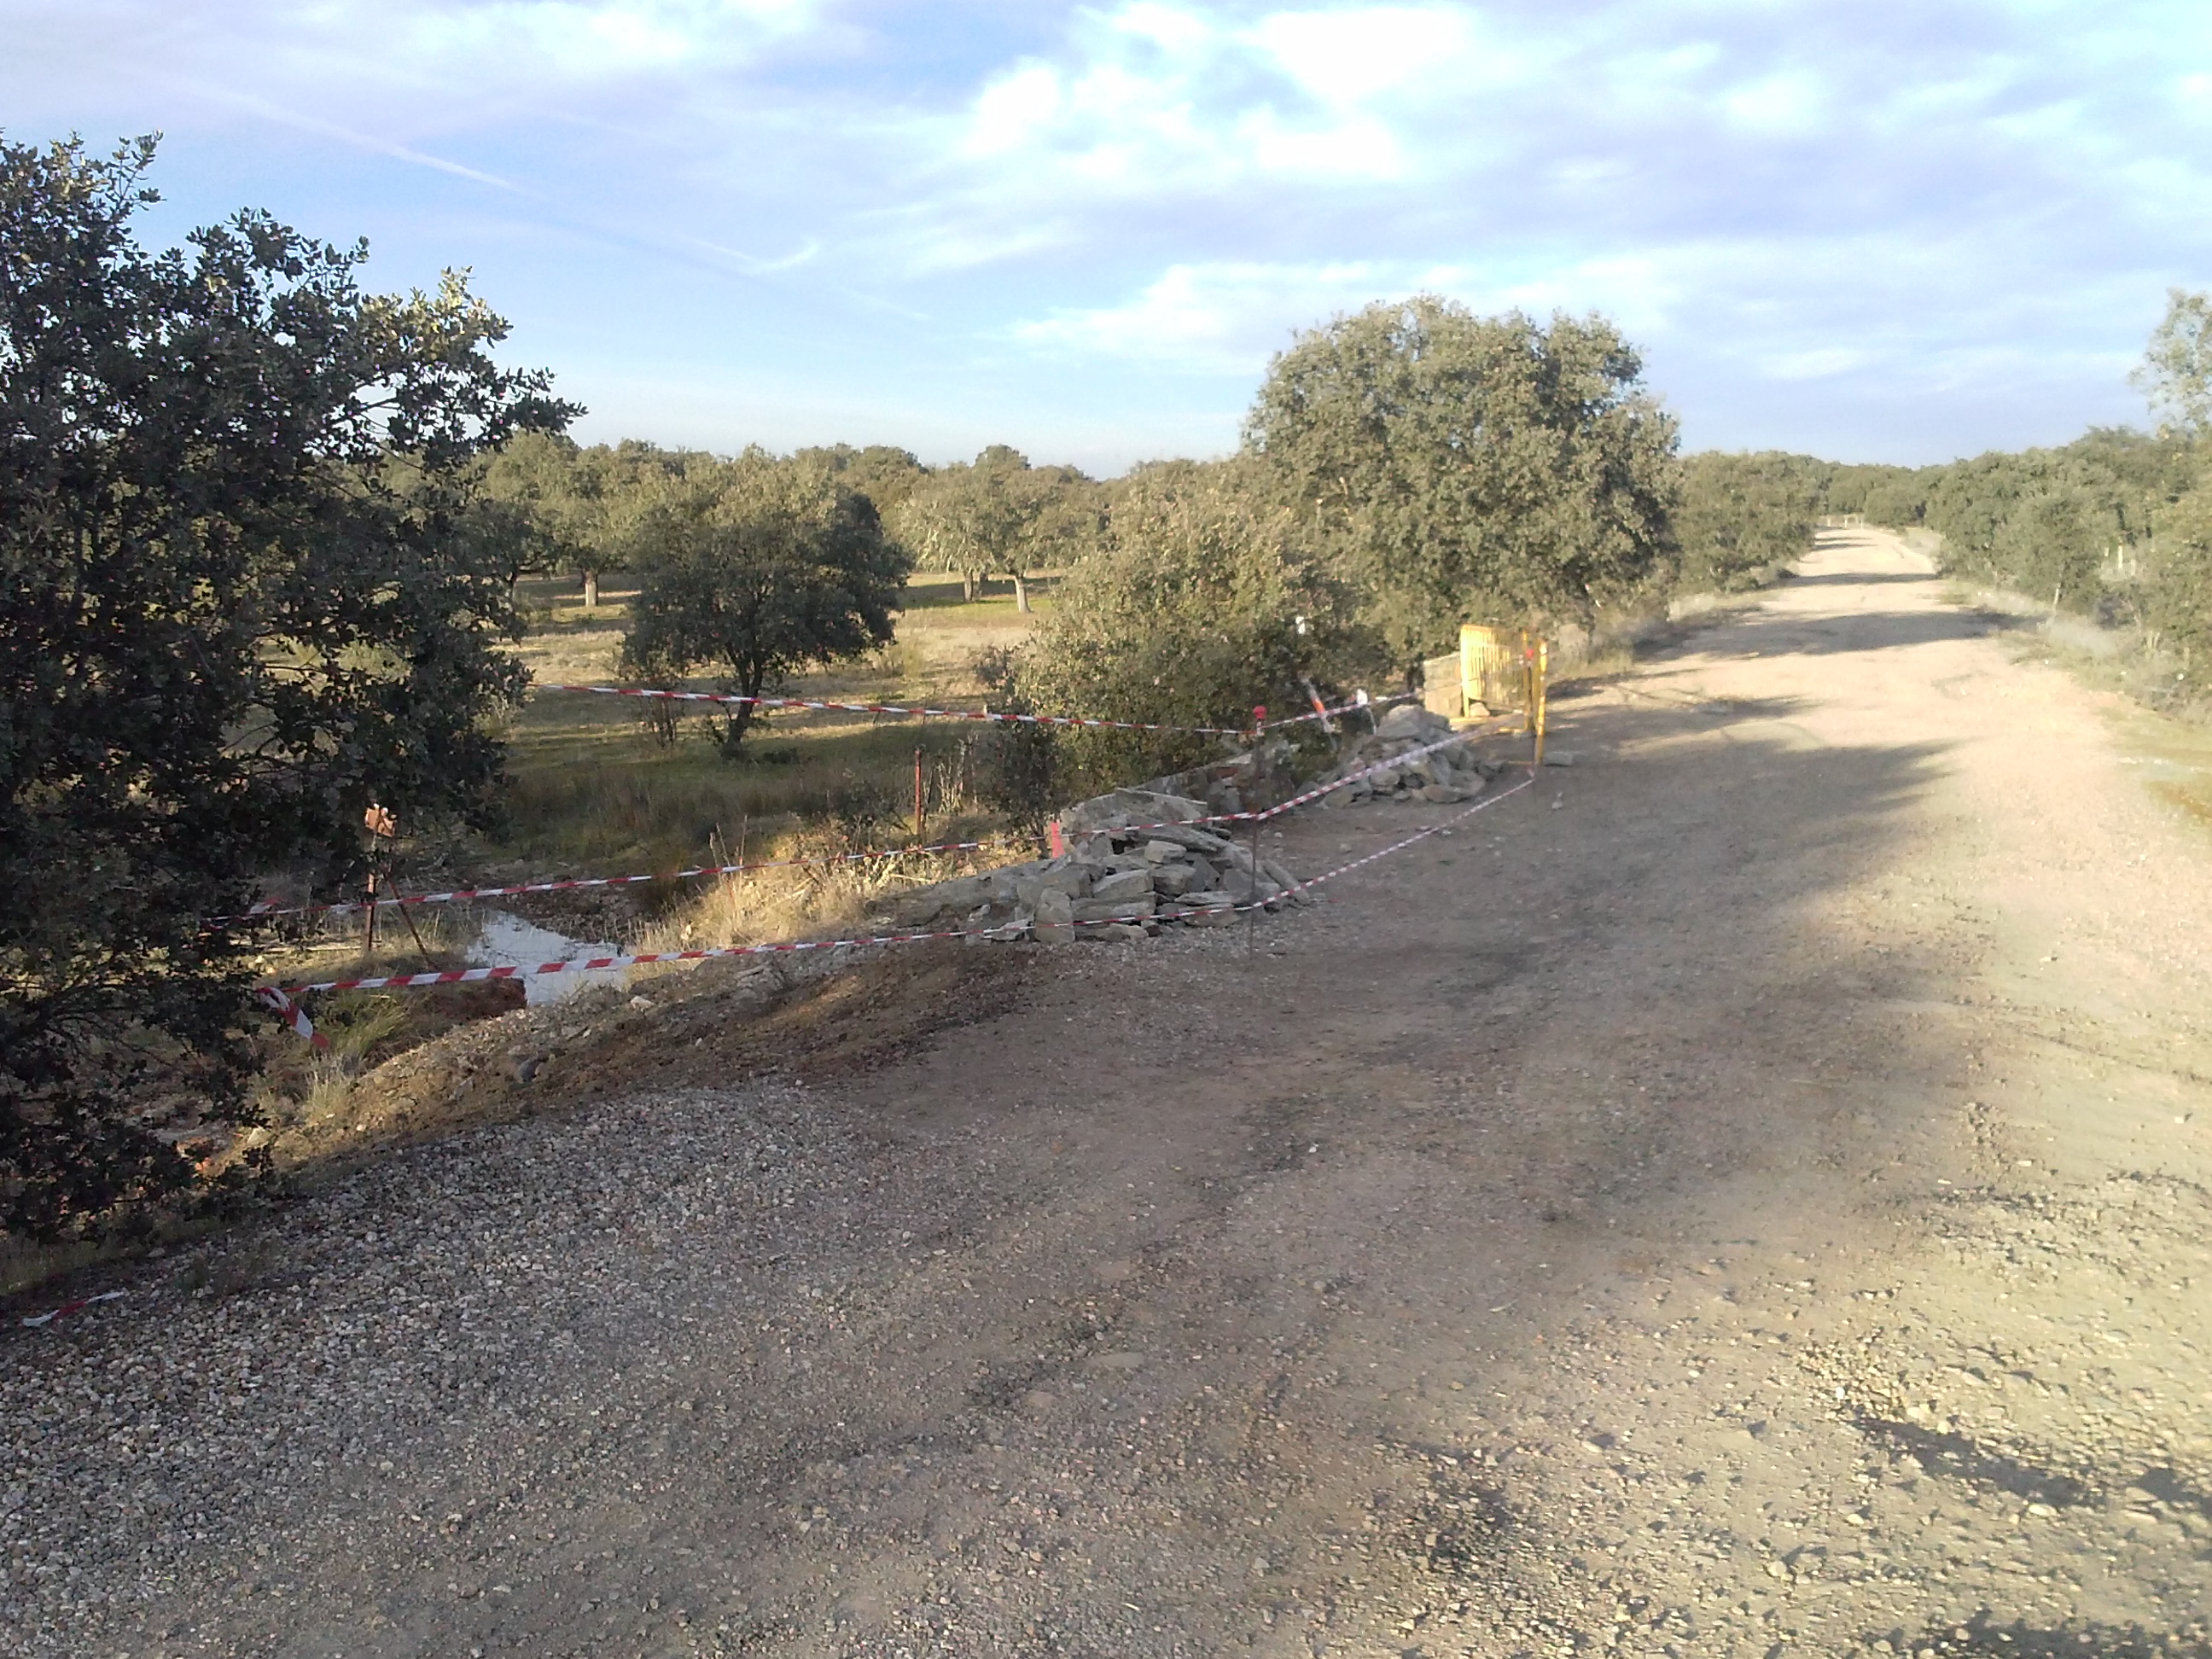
1012 260 1390 370
11 0 2211 469
1720 72 1829 137
946 1 1491 195
1009 253 1687 373
1247 5 1489 105
1234 107 1403 178
1110 1 1214 57
6 0 827 127
964 63 1063 157
1761 347 1874 381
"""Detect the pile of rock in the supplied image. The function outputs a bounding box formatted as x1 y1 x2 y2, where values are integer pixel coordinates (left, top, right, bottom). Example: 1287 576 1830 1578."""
882 703 1514 946
890 789 1304 946
1315 701 1510 809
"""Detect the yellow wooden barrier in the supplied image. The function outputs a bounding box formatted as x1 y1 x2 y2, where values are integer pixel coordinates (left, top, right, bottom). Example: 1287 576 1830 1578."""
1458 625 1549 763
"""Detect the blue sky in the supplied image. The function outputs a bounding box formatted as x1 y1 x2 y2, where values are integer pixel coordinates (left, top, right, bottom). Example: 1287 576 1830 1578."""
6 1 2211 472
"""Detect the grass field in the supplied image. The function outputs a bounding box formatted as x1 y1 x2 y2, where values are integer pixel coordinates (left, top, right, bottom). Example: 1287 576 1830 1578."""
492 568 1050 876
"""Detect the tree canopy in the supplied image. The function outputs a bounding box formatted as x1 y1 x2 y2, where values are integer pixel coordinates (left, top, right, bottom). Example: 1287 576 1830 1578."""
0 135 573 1237
1672 452 1827 592
1027 457 1376 789
618 450 911 753
2133 288 2212 437
890 448 1098 608
1244 296 1679 666
477 434 692 606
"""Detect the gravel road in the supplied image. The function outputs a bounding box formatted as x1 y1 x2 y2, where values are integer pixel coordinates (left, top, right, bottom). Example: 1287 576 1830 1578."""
6 527 2211 1658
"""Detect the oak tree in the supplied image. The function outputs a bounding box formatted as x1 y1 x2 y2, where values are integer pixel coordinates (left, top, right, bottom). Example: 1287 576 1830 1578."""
1245 297 1678 667
0 135 573 1238
618 450 911 754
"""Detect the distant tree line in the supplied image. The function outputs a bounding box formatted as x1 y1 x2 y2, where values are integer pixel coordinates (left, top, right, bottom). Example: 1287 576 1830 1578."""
485 296 1693 784
1720 292 2212 671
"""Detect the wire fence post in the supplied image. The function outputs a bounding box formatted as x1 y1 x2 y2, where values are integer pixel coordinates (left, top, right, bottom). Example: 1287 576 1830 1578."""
1534 640 1551 769
1246 705 1266 955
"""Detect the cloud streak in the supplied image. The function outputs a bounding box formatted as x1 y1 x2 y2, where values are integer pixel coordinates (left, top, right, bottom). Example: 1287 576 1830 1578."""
3 0 2209 468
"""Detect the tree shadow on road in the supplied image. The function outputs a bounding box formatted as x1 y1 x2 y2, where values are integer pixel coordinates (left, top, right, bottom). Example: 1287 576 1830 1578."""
1874 1610 2211 1657
1641 607 2020 661
1779 569 1945 589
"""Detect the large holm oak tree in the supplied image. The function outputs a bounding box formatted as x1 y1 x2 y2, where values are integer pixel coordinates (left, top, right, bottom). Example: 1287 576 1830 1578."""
618 449 911 754
1245 296 1679 667
0 136 574 1238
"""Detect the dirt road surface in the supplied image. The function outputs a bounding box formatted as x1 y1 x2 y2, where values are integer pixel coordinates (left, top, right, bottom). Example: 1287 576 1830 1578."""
7 527 2211 1658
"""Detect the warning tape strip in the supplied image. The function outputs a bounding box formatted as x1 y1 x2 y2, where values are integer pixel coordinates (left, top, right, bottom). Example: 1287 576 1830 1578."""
271 894 1289 995
543 683 1251 735
1284 770 1537 897
255 986 329 1051
224 717 1510 926
536 684 1419 738
224 835 1022 923
20 1290 124 1329
1250 719 1511 823
254 721 1529 1033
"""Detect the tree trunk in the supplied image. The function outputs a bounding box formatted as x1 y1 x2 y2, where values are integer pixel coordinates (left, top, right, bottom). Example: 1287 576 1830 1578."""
961 573 975 603
1013 571 1031 613
583 569 599 609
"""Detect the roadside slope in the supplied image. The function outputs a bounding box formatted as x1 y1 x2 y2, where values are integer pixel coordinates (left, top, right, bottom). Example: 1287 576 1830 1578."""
3 527 2209 1659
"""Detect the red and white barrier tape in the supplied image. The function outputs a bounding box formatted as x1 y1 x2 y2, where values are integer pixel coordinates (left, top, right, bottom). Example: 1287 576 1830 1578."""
1249 720 1510 823
20 1290 124 1329
252 720 1531 1036
259 754 1531 1006
255 986 330 1051
536 684 1417 738
1285 770 1537 897
269 901 1255 995
224 835 1021 924
222 716 1507 927
541 683 1254 735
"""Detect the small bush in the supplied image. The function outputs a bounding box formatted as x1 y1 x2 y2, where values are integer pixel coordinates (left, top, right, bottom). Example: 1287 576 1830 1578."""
969 648 1057 847
1026 462 1380 795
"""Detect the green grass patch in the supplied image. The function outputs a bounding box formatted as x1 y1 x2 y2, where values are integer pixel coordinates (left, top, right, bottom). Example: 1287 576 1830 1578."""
486 568 1053 876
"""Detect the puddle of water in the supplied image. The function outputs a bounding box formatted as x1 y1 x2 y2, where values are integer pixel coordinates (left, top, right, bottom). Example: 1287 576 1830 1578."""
468 911 626 1005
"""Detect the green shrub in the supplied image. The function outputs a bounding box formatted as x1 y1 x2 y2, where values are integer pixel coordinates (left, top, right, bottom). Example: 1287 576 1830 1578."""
1673 451 1825 591
1025 462 1380 794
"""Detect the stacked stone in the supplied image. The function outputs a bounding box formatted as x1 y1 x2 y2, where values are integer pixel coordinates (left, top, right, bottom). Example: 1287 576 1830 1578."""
1317 702 1505 809
893 789 1306 945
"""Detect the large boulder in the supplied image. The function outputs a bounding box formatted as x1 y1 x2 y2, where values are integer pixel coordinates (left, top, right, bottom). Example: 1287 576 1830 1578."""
1090 867 1155 905
1034 887 1075 945
1377 701 1453 741
1057 788 1209 835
